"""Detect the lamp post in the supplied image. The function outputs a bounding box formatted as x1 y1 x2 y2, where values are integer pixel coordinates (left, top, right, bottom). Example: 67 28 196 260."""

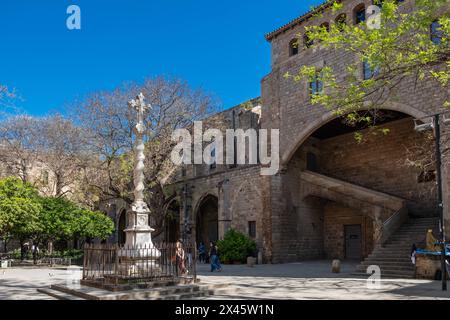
415 112 448 291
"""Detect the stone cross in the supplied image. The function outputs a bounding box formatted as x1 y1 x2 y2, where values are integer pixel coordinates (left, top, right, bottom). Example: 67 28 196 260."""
128 92 150 135
119 92 160 267
128 92 151 207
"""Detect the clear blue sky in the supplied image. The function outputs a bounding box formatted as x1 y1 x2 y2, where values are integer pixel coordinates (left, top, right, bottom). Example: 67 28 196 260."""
1 0 323 115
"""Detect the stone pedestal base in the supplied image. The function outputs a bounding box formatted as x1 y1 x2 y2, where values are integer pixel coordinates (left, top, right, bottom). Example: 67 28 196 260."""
116 256 161 277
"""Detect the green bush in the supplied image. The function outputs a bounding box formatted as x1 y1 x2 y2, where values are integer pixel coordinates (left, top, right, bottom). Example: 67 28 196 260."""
217 229 257 264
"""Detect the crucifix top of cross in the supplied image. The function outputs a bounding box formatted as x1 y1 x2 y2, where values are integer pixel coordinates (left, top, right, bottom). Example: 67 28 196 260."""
128 92 151 116
128 92 151 134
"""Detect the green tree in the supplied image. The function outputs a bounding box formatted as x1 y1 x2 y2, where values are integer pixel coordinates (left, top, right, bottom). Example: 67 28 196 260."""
217 229 257 264
73 208 115 240
0 177 41 253
37 196 114 249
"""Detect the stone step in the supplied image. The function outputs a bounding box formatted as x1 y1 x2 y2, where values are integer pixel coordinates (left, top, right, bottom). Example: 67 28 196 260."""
351 272 415 279
355 216 437 279
41 282 224 300
369 251 410 257
369 255 410 259
37 288 85 300
376 245 414 249
356 265 414 272
363 258 412 264
155 291 212 300
54 283 210 300
361 259 413 266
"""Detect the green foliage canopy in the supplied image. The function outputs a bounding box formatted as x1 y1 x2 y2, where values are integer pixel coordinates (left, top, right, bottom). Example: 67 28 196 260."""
217 229 257 264
0 177 41 240
0 177 114 243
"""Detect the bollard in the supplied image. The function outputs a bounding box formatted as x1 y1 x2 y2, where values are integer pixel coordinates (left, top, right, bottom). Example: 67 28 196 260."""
331 259 341 273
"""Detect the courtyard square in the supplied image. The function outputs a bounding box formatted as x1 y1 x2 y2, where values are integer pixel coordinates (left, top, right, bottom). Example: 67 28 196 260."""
1 261 449 300
1 0 449 304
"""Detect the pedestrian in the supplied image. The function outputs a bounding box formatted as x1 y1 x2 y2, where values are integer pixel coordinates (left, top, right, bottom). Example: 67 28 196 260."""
176 240 187 275
32 244 39 265
198 242 206 263
410 243 417 265
209 241 222 272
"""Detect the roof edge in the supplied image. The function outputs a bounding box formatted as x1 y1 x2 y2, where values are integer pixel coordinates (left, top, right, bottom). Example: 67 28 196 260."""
265 1 335 42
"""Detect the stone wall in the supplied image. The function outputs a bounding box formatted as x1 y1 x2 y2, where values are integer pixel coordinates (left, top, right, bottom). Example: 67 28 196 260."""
323 203 374 259
261 0 449 262
319 118 437 217
415 254 442 280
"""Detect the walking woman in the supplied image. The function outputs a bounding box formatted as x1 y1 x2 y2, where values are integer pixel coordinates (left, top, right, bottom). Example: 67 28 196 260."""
209 241 222 272
176 240 187 275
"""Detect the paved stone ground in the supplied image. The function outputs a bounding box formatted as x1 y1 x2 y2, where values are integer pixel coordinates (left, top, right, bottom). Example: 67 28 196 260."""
0 266 71 300
195 261 450 300
0 261 449 300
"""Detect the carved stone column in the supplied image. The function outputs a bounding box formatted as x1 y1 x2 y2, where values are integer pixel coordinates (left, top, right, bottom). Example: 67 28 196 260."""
118 93 160 274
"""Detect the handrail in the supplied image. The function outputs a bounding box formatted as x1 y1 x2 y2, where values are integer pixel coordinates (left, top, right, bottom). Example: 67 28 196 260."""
379 206 408 246
383 207 403 228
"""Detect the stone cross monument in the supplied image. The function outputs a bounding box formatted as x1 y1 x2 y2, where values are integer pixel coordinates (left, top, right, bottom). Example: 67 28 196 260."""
119 93 160 267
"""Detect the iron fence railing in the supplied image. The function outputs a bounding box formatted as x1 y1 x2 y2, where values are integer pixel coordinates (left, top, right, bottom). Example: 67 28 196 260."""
82 242 197 286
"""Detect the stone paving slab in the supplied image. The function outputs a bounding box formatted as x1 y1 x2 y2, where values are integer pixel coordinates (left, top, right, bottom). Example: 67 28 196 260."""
195 261 450 300
0 260 449 300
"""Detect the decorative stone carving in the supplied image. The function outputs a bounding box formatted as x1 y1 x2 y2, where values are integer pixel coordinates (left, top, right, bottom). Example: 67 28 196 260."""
118 93 160 271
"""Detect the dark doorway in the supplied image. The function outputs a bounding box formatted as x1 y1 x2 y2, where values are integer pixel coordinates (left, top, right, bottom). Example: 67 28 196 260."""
345 224 362 260
306 152 318 172
165 201 180 243
118 210 126 246
196 195 219 248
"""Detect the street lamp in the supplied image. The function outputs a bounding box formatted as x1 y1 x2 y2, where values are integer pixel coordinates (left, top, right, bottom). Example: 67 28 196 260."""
414 112 449 291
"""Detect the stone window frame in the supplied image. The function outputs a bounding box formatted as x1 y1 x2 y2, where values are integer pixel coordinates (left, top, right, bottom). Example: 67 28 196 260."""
309 69 324 96
430 19 443 45
362 59 381 80
335 13 347 32
289 38 300 56
248 221 256 239
320 22 330 33
303 32 314 49
353 3 366 25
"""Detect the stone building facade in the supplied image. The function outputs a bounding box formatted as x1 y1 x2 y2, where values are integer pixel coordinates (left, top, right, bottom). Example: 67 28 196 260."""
109 0 449 264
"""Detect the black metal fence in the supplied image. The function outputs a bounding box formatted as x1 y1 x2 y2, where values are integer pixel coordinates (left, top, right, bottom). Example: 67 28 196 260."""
82 242 197 286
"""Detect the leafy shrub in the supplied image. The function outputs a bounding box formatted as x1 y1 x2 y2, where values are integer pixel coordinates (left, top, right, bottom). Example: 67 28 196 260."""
217 229 256 264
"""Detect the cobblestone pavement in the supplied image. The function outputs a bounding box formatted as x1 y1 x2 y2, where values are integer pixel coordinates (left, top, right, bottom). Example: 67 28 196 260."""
0 266 69 300
195 260 450 300
1 261 449 300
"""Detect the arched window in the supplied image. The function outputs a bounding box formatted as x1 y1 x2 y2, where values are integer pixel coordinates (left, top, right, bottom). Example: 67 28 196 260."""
320 22 330 33
210 145 216 170
309 70 324 96
304 33 314 48
372 0 383 7
335 13 347 32
354 4 366 24
289 38 299 56
363 60 380 80
431 20 442 45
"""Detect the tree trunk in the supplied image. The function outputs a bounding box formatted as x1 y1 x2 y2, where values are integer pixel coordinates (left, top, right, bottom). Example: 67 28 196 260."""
20 239 25 261
48 240 53 255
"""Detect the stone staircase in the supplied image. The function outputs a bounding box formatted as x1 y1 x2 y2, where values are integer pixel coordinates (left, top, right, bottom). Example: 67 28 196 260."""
355 217 439 279
38 281 227 300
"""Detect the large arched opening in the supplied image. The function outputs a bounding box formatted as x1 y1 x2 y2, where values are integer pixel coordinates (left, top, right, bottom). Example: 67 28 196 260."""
281 109 438 261
195 195 219 249
165 200 181 243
